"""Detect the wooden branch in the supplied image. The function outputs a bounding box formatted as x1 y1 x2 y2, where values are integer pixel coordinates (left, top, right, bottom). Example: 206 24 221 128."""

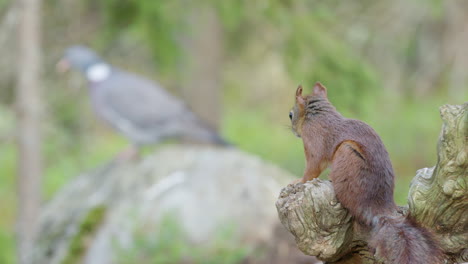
276 103 468 264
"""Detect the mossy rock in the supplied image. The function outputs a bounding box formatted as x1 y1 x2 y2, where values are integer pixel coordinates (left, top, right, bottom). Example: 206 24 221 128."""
31 145 313 264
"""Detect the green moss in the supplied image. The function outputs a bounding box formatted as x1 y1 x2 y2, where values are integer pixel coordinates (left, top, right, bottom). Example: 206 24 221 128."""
117 214 252 264
62 206 107 264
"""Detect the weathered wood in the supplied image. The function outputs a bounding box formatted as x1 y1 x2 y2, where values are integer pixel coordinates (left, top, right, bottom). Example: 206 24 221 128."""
276 103 468 264
408 103 468 263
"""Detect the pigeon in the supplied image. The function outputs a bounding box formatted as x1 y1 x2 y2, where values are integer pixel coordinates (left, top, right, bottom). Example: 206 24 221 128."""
58 45 229 151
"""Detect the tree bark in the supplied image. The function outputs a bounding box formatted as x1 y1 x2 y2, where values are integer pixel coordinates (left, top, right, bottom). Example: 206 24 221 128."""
16 0 43 263
276 103 468 264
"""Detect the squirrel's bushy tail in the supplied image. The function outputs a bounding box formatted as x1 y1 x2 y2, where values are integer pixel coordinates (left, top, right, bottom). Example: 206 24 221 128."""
370 215 443 264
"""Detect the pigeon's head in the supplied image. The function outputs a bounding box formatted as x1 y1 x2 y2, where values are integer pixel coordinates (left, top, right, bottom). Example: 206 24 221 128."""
57 45 104 73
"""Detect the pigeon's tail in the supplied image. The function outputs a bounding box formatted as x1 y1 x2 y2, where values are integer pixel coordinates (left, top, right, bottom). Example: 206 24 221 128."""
181 114 233 147
187 124 233 147
209 132 232 147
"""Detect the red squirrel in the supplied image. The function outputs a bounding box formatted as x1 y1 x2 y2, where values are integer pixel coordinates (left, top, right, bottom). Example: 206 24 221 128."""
289 82 443 264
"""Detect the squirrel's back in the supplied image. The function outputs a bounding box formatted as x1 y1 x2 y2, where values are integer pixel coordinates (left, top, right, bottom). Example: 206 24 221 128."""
325 118 397 225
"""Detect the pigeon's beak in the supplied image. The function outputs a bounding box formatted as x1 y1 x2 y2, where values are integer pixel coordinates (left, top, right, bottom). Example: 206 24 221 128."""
56 58 70 73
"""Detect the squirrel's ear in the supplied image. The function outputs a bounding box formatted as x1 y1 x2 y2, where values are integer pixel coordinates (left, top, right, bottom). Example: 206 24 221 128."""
295 85 303 97
312 82 327 98
295 85 305 105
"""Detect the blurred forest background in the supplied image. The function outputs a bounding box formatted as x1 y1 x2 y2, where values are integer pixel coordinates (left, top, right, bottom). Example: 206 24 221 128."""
1 0 468 263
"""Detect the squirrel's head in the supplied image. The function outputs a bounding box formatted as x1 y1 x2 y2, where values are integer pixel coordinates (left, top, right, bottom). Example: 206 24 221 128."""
289 82 328 137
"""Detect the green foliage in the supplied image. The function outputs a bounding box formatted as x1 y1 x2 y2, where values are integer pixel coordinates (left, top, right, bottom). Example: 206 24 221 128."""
43 130 127 199
0 106 16 264
223 106 305 176
96 0 380 118
117 214 251 264
0 230 15 264
1 0 459 262
62 206 107 264
211 0 245 31
280 12 380 115
98 0 185 73
0 0 10 13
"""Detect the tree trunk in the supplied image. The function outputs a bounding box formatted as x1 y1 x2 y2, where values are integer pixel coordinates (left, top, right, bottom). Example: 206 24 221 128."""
276 103 468 264
16 0 43 262
180 4 223 131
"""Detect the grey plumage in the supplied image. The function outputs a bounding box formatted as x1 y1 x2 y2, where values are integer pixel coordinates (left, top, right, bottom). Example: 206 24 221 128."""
60 45 228 146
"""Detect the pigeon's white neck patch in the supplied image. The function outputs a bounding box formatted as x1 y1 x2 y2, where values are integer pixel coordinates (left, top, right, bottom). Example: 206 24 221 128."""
86 63 111 82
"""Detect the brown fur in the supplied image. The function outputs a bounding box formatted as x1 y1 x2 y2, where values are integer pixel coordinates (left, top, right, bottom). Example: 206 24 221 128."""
289 82 443 264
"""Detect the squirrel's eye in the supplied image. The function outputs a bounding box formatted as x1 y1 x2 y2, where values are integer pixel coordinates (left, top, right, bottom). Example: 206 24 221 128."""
289 111 293 120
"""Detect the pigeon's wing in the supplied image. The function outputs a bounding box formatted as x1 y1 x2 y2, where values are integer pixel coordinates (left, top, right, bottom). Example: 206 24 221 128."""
94 70 190 143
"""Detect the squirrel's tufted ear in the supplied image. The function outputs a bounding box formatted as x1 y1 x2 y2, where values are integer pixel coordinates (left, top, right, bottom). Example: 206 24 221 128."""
295 85 305 105
312 82 327 98
295 85 303 97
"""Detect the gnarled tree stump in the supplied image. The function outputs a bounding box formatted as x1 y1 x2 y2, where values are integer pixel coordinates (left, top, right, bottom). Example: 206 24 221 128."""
276 103 468 264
